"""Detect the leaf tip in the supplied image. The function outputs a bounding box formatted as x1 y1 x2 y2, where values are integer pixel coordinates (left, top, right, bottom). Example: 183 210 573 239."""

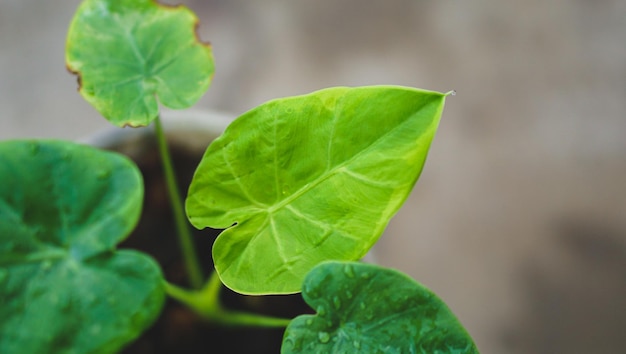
445 90 456 97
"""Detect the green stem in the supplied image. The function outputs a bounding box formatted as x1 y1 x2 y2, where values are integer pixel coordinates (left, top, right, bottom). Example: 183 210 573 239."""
154 115 203 289
165 272 292 328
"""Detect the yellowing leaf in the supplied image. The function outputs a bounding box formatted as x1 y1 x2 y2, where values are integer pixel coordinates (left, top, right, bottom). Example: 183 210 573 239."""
66 0 214 126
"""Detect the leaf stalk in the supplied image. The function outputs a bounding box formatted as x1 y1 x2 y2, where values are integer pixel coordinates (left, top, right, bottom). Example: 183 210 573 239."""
154 115 204 289
164 273 292 328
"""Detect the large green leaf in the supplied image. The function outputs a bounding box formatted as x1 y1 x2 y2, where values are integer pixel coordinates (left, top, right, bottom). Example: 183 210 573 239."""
282 261 479 353
187 86 448 294
0 140 164 353
66 0 214 127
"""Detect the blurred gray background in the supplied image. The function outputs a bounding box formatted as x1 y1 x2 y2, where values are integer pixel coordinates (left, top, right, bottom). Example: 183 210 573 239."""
1 0 625 352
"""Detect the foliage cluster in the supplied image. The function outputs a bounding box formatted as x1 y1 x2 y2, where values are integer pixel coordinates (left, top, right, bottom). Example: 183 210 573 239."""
0 0 477 352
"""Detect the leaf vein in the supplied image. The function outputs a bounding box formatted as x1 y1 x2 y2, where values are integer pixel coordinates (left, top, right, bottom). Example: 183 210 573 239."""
272 98 435 214
340 167 399 189
273 113 281 202
269 216 288 263
222 151 266 208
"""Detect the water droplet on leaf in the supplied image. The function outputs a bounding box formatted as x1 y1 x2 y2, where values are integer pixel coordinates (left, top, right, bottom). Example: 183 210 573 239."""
283 338 295 349
292 337 303 350
306 285 320 298
318 331 330 343
317 305 326 316
343 264 355 278
97 169 111 179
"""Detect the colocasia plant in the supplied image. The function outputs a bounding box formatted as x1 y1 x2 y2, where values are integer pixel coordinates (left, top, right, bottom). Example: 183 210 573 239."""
0 0 478 353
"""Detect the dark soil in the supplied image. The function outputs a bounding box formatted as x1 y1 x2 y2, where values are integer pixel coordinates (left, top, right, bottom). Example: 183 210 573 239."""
106 135 312 354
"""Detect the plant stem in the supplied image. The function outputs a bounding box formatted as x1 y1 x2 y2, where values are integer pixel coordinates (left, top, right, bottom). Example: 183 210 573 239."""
165 272 292 328
154 115 203 289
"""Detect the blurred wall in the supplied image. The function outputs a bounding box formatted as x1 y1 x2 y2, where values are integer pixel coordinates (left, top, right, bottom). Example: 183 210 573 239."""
1 0 625 352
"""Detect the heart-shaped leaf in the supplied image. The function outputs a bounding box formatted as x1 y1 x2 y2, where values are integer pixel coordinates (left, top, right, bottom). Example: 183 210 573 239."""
0 140 164 353
66 0 214 127
186 86 448 294
282 261 479 353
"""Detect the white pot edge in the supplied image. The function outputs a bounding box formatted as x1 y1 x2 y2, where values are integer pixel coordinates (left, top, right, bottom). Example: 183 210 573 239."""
81 108 234 151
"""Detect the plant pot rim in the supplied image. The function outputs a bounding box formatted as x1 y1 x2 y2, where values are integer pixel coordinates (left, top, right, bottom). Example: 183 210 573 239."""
82 108 234 151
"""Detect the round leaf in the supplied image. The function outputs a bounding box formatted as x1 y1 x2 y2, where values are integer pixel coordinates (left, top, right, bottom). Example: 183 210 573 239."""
282 261 479 353
0 140 164 353
66 0 214 127
186 86 448 294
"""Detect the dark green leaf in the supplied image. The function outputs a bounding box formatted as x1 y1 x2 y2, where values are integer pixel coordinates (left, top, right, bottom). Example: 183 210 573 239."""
186 86 448 294
66 0 214 127
282 261 479 354
0 140 164 353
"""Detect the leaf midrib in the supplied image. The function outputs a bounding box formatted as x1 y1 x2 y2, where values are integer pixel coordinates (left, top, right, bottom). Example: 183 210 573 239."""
266 98 437 215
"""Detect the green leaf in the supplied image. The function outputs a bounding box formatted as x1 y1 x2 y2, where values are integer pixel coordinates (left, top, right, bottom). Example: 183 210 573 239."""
186 86 448 294
0 140 164 353
282 261 479 354
66 0 214 127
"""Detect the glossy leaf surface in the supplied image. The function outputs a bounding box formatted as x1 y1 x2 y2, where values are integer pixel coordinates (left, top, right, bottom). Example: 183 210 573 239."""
187 86 448 294
282 261 479 353
0 140 164 353
66 0 214 127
